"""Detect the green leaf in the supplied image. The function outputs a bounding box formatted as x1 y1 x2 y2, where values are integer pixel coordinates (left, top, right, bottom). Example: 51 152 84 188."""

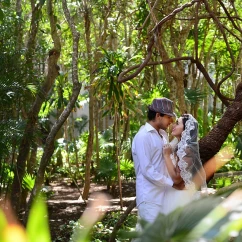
0 8 4 22
185 88 206 105
22 174 35 191
56 24 61 30
26 196 51 242
39 0 46 6
138 196 223 242
2 0 10 7
0 209 7 239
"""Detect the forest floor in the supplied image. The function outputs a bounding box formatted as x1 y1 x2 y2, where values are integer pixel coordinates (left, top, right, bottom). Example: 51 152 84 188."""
47 178 137 242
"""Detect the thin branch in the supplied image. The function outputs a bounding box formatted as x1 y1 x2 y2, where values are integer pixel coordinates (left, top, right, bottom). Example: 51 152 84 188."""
118 0 200 83
194 1 200 60
220 24 242 42
109 198 136 242
151 0 200 33
218 0 242 33
202 0 235 101
117 36 154 83
121 56 231 106
147 0 159 25
175 15 242 21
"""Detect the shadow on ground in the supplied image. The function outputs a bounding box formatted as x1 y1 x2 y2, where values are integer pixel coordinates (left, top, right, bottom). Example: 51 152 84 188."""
47 179 136 241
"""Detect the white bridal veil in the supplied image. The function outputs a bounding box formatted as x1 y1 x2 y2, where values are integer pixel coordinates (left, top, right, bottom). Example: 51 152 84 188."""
177 114 207 191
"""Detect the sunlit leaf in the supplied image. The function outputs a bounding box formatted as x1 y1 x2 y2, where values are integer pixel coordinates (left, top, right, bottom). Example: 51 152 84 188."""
26 196 50 242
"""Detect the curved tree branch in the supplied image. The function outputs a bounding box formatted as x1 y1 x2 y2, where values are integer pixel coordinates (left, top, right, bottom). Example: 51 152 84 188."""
118 0 200 84
118 0 237 106
151 0 200 33
120 56 231 106
117 36 154 83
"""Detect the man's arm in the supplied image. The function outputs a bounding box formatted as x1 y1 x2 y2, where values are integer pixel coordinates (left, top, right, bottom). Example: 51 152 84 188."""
133 134 173 187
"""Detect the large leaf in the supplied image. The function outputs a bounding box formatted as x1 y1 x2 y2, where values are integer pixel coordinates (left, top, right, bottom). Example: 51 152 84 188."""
26 196 50 242
0 209 7 239
138 196 222 242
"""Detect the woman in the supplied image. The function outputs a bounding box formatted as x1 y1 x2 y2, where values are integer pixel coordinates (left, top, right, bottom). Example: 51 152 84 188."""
162 114 207 214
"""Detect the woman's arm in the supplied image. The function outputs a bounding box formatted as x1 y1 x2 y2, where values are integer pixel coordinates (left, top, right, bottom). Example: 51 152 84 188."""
163 144 183 184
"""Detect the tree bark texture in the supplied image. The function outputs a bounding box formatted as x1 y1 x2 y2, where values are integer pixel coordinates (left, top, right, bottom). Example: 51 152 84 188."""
24 0 81 221
10 49 60 213
82 1 94 200
199 82 242 181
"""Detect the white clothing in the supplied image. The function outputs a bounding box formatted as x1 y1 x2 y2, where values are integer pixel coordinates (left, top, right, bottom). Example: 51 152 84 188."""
132 122 173 210
131 202 163 242
162 187 196 215
162 149 201 215
138 201 163 223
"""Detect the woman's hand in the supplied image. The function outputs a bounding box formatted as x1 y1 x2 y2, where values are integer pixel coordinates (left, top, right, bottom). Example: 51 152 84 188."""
172 180 185 190
163 143 183 184
163 144 172 157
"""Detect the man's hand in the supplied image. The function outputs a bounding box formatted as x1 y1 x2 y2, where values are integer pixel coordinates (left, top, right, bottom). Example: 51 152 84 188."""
172 180 185 190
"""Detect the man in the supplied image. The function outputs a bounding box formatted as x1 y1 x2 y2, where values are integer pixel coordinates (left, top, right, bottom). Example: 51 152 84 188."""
132 97 184 225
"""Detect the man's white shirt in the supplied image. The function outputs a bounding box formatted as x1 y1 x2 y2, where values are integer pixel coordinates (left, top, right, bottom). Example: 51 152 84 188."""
132 122 173 207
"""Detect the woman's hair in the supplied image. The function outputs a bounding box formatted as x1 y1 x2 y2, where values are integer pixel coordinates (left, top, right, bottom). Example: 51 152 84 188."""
182 114 189 130
182 114 198 142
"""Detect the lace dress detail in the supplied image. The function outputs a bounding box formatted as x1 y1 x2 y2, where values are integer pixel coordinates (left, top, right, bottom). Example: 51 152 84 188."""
162 114 207 215
177 117 196 190
177 114 207 191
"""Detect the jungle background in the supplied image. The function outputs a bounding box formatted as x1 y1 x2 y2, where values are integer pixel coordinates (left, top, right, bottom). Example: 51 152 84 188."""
1 0 242 241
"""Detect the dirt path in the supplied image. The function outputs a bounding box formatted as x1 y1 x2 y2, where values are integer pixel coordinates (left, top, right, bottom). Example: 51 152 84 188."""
47 179 136 241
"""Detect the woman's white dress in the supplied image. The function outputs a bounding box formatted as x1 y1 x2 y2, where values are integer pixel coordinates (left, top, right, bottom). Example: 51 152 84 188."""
162 186 197 215
161 152 199 215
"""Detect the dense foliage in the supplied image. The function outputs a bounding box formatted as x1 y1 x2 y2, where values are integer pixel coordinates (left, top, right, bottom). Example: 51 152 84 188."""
0 0 242 241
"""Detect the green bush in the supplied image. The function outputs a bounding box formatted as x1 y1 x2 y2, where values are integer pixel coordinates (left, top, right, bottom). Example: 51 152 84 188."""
120 159 135 180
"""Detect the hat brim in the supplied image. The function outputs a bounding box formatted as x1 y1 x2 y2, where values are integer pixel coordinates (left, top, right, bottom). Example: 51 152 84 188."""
164 112 176 118
148 106 176 118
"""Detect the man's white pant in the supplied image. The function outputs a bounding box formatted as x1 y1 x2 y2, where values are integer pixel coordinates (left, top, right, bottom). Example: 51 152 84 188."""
132 202 162 241
138 201 162 223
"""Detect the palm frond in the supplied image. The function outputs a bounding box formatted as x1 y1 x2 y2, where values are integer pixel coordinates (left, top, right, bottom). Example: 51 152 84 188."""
185 88 206 105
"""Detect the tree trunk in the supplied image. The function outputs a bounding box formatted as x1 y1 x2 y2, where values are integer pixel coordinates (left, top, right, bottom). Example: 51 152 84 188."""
82 1 94 200
199 82 242 181
24 0 81 222
27 143 37 175
82 0 111 199
114 111 123 209
95 100 100 169
202 79 209 135
10 0 45 213
82 89 94 200
11 49 60 213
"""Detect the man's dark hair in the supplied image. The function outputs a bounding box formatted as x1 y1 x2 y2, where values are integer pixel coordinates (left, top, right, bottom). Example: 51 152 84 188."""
147 109 165 120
